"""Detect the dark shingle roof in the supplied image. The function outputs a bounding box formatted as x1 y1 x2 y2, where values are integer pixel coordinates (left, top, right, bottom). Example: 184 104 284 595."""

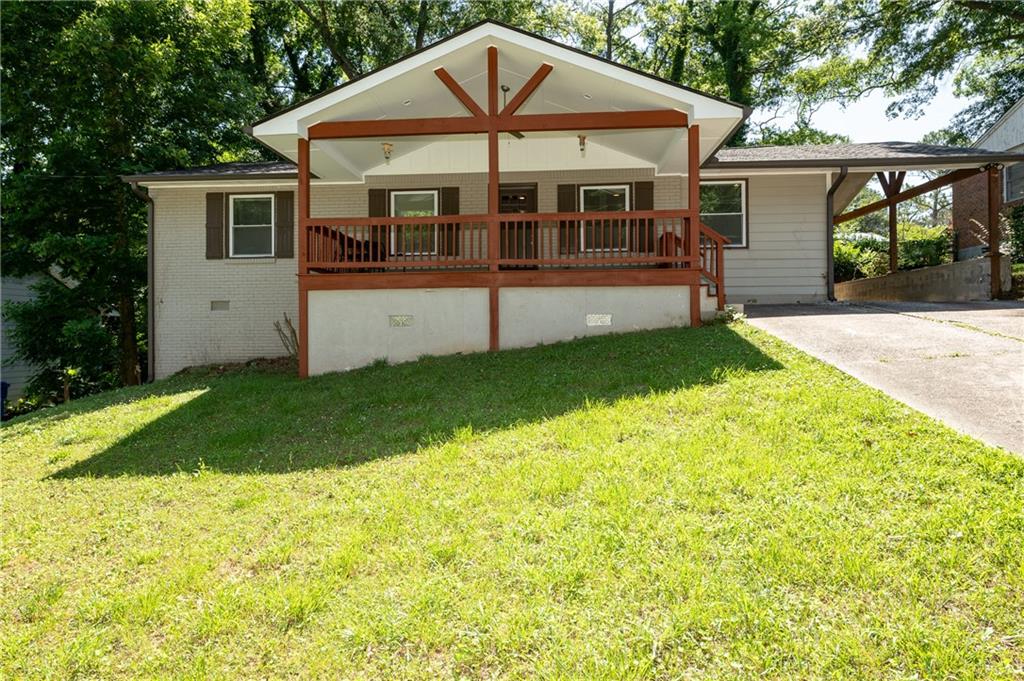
123 142 1024 182
122 161 297 182
709 141 1024 168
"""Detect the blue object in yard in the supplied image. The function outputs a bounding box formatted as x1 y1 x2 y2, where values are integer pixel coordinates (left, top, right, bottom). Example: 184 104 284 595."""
1 381 8 420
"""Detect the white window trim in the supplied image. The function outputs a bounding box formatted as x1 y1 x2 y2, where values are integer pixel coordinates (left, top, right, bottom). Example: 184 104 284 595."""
390 189 439 256
229 194 275 258
1004 164 1024 203
579 184 631 252
700 180 747 248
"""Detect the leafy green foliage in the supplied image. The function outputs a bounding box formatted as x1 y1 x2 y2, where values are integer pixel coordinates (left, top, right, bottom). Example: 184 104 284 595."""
802 0 1024 137
1007 204 1024 265
835 223 952 281
1 0 264 397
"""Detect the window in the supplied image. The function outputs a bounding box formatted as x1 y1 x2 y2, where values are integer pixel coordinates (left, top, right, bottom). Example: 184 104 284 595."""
580 184 630 251
230 195 274 257
391 190 438 255
700 180 747 247
1005 163 1024 203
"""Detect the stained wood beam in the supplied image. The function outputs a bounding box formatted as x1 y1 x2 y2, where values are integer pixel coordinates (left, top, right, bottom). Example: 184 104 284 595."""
309 117 488 139
434 67 486 119
835 167 984 224
498 109 687 133
500 63 553 117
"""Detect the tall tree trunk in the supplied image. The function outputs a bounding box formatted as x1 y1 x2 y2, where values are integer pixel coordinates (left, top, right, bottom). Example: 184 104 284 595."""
415 0 429 50
606 0 615 60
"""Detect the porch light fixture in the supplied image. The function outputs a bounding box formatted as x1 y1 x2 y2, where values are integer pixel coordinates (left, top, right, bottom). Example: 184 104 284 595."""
578 134 587 156
382 142 394 164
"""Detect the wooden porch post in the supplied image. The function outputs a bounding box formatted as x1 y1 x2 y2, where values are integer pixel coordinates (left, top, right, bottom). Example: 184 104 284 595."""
988 164 1002 298
297 136 310 378
486 45 500 349
688 124 701 328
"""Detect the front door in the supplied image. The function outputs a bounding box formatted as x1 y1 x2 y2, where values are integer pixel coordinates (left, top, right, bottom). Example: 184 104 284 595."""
499 184 537 265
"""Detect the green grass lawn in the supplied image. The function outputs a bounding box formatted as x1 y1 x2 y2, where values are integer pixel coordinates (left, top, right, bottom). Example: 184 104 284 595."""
2 323 1022 679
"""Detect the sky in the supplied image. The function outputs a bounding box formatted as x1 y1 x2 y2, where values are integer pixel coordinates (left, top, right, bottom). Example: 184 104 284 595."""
750 75 973 144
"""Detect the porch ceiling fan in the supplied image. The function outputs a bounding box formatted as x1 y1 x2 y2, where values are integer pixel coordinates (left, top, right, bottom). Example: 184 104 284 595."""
500 85 525 139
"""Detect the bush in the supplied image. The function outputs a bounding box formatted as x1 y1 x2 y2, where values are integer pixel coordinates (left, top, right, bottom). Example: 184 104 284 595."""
833 223 951 282
1008 204 1024 264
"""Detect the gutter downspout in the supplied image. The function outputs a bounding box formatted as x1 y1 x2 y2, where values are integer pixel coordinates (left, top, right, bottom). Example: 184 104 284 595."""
129 182 155 382
825 166 848 302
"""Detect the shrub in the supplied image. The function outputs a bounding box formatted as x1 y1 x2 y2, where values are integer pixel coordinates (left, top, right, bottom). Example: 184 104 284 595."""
1008 204 1024 264
833 223 951 282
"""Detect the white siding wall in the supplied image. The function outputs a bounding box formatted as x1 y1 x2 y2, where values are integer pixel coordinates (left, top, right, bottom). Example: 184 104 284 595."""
1 275 40 400
721 173 828 304
976 99 1024 153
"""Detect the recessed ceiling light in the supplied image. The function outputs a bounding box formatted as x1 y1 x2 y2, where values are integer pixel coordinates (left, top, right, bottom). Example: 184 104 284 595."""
583 93 592 100
402 99 413 106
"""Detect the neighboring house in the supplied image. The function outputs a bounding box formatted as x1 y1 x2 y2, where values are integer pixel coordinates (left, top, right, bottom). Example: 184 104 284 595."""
952 97 1024 260
123 21 1024 379
1 275 39 401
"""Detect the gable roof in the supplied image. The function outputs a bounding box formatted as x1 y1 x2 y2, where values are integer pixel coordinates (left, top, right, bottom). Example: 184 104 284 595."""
248 20 747 180
248 19 748 131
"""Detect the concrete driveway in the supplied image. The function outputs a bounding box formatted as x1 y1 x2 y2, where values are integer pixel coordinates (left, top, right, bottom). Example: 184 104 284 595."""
746 301 1024 454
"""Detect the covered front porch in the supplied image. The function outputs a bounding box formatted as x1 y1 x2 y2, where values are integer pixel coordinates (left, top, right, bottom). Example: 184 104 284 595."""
251 23 745 376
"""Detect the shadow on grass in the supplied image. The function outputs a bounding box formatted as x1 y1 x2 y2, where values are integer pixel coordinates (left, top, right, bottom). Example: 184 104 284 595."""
49 324 781 478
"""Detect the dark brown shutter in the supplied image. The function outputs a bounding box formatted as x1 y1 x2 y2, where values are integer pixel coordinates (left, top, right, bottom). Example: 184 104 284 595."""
439 186 460 255
274 191 294 258
634 181 655 253
205 192 225 259
367 188 388 260
368 188 387 217
557 184 577 254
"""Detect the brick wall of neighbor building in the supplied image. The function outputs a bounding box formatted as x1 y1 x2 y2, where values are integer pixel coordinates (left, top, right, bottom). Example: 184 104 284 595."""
951 172 995 258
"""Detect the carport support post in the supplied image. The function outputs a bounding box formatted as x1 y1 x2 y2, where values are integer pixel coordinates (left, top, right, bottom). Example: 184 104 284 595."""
987 165 1002 298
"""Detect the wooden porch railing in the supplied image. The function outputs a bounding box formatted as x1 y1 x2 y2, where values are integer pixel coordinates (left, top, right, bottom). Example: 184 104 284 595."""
302 209 705 272
698 223 729 310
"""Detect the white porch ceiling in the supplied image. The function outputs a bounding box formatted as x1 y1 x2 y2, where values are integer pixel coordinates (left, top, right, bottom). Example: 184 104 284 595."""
252 23 745 181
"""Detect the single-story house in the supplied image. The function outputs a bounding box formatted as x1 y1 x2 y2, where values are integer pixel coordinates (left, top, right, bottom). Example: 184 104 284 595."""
124 21 1024 379
952 96 1024 260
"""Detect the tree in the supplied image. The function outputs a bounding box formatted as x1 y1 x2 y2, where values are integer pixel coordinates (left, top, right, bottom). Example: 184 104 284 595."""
638 0 845 144
803 0 1024 138
1 0 262 398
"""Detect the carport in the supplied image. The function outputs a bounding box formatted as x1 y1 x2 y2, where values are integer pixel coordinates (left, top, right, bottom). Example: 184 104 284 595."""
708 142 1024 301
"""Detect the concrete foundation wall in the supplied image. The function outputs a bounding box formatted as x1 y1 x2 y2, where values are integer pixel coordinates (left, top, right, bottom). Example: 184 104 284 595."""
307 288 490 375
306 284 709 375
498 285 700 350
835 257 1011 303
